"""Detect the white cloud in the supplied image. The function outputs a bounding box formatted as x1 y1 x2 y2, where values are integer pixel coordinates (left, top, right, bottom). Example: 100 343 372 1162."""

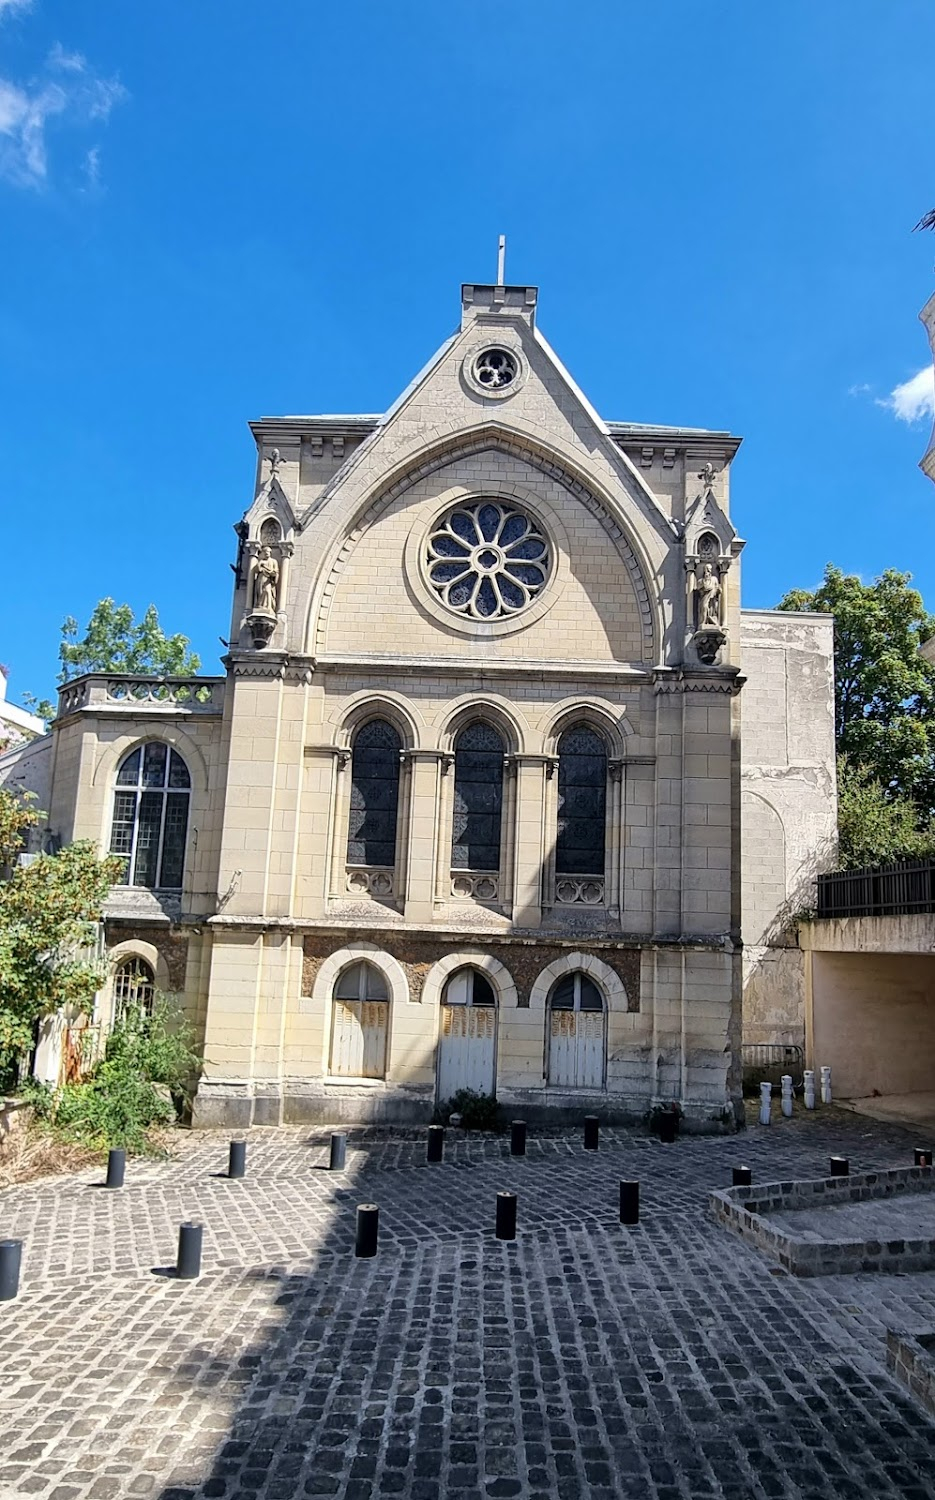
0 1 34 19
0 42 126 188
82 144 100 192
48 42 86 74
876 365 935 425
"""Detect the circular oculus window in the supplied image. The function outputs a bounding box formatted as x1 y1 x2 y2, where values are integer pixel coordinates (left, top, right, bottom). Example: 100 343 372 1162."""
425 500 551 620
473 347 517 390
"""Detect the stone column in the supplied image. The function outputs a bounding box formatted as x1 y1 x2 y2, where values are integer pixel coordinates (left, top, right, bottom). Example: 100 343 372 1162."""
651 679 684 938
404 751 443 923
511 755 549 928
295 729 338 920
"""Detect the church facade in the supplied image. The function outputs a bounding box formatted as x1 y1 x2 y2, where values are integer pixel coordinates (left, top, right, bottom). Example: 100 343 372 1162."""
9 279 836 1128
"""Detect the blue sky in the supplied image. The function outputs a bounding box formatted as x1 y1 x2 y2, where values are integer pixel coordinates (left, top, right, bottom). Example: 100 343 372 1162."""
1 0 934 703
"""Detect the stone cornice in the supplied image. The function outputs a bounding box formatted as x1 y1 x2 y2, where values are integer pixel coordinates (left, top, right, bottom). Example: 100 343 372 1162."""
653 668 744 696
314 653 652 683
204 911 738 950
249 416 380 444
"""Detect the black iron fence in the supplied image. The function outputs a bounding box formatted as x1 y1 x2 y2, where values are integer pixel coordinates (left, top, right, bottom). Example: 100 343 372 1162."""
816 859 935 919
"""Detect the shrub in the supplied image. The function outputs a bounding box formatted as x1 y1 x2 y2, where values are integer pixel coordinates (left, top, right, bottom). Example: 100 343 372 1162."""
437 1088 501 1131
20 998 201 1154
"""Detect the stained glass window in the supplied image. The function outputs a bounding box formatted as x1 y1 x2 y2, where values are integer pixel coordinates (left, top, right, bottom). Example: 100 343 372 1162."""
347 720 401 868
452 723 504 871
556 726 607 876
425 501 550 619
110 744 191 890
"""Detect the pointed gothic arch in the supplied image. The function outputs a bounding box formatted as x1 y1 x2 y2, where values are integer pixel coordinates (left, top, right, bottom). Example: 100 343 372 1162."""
305 424 659 661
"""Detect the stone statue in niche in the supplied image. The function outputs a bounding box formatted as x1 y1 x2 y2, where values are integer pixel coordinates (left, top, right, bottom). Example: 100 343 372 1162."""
252 546 280 615
697 563 721 628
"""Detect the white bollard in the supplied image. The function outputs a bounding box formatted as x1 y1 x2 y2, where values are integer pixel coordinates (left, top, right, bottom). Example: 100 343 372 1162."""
820 1065 832 1105
780 1074 794 1118
759 1081 772 1126
803 1070 816 1109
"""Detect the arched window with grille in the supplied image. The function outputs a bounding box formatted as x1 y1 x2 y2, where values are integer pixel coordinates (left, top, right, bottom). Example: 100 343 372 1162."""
112 955 156 1020
451 723 504 897
110 744 191 890
547 971 605 1089
329 960 389 1078
346 720 402 884
555 725 607 905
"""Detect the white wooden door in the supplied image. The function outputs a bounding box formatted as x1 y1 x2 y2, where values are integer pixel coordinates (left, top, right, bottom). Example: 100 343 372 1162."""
437 969 497 1100
548 1008 604 1088
547 973 605 1089
330 1000 388 1078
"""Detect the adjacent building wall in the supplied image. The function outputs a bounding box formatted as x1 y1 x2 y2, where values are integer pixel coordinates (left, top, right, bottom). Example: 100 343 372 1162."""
807 949 935 1097
739 610 837 1048
0 734 53 851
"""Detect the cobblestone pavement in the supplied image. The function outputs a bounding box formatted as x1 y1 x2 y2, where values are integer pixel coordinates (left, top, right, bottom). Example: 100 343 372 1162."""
2 1109 935 1500
768 1190 935 1241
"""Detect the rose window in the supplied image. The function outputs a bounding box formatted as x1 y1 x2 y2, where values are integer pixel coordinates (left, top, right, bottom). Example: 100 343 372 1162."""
472 348 517 390
425 501 550 620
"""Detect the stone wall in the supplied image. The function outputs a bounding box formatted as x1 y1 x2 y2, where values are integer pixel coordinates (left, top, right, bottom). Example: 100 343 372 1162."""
710 1166 935 1275
739 610 837 1049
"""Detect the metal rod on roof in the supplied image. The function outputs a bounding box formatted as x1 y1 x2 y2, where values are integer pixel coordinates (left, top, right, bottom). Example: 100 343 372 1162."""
497 234 506 285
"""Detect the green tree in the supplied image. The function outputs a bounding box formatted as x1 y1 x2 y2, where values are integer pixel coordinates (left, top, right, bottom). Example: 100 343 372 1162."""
0 788 122 1085
58 599 200 684
915 208 935 231
777 565 935 808
836 758 935 870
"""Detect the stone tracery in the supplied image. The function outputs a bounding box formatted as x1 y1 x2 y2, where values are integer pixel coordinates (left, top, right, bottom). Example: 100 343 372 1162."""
425 500 550 620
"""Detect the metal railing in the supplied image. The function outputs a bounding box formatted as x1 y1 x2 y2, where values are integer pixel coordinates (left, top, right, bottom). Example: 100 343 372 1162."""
816 859 935 919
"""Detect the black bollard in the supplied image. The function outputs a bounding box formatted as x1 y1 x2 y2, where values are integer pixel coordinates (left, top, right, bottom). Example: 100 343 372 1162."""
426 1126 445 1164
732 1166 753 1187
355 1204 379 1258
510 1120 527 1157
105 1148 126 1190
829 1156 849 1178
495 1191 517 1241
228 1140 247 1180
584 1115 600 1151
329 1132 347 1172
176 1222 203 1280
914 1148 933 1168
619 1180 639 1226
0 1239 23 1302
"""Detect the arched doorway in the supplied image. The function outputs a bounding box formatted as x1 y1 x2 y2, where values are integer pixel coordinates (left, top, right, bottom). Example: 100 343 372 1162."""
329 960 389 1079
437 966 497 1101
547 971 605 1090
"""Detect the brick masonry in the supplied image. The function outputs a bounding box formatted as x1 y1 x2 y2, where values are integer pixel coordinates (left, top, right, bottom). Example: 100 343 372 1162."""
301 932 642 1011
2 1107 935 1498
710 1167 935 1276
887 1328 935 1421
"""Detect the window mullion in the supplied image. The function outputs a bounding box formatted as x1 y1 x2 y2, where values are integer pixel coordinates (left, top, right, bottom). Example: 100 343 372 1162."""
128 781 141 885
155 789 168 889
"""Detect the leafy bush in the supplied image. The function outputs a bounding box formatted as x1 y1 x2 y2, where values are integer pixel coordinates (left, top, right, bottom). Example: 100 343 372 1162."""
836 758 935 869
20 999 201 1153
436 1088 501 1131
